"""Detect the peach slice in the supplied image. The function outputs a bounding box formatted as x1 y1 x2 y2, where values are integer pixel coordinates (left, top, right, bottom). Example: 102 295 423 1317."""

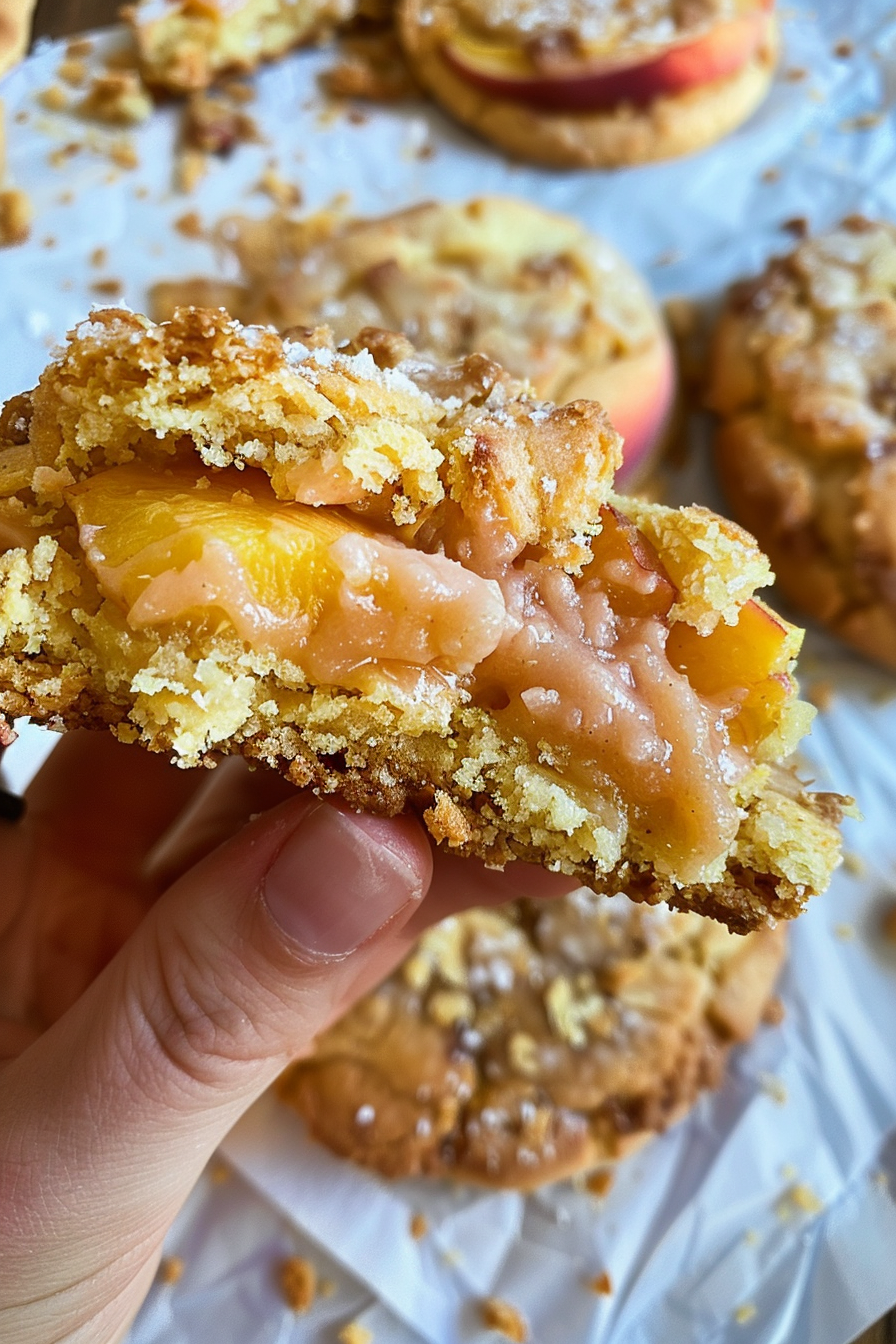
583 505 677 620
441 0 773 112
66 463 507 683
561 333 676 489
666 597 800 747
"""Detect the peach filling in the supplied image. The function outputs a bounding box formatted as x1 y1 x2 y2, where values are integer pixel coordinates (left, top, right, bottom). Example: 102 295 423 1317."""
67 466 792 880
67 465 508 695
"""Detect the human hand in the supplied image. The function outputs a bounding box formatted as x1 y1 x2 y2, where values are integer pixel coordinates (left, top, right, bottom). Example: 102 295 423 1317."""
0 731 570 1344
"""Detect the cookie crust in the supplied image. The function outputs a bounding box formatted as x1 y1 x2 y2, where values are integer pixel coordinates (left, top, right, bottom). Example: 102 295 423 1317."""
709 217 896 671
279 890 786 1188
398 0 778 168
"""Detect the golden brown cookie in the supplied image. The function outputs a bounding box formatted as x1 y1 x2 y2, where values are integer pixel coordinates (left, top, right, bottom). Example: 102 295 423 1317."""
397 0 778 169
151 197 675 486
709 217 896 672
0 0 36 79
125 0 358 92
279 889 786 1187
0 308 844 930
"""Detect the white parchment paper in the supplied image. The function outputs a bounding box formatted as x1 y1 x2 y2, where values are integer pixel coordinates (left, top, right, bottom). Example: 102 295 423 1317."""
3 5 896 1340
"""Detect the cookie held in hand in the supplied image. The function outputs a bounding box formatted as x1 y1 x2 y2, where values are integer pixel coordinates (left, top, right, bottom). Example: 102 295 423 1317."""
0 308 843 929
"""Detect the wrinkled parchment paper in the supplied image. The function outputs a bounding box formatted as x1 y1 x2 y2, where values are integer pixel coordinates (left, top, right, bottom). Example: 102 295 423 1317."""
3 6 896 1339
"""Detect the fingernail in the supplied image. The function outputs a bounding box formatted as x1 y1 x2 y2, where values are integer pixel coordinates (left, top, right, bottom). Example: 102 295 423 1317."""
263 803 424 957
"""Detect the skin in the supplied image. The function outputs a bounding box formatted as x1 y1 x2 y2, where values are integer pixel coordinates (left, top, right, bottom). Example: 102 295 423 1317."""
0 731 573 1344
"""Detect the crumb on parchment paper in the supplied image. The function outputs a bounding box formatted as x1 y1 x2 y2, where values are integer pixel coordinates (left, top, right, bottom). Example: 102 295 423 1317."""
586 1271 613 1295
0 188 32 247
279 1255 316 1313
158 1255 184 1285
337 1323 373 1344
481 1297 529 1342
409 1212 428 1240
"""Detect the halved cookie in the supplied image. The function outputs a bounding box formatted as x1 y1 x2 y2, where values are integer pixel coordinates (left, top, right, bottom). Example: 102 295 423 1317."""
398 0 778 168
280 889 786 1187
125 0 356 92
151 197 675 487
709 217 896 672
0 308 843 929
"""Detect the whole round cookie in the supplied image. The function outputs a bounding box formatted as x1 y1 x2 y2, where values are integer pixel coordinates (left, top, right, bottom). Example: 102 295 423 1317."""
155 197 675 486
279 889 785 1188
709 217 896 672
397 0 778 169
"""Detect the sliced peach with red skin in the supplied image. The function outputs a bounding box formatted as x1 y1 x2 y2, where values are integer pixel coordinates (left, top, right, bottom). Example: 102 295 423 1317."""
441 0 773 112
584 505 677 620
561 334 675 489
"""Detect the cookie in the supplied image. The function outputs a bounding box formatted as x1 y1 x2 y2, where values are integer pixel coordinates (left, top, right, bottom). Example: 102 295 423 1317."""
279 888 786 1187
0 308 843 930
709 217 896 672
397 0 778 169
125 0 357 92
152 197 675 486
0 0 36 79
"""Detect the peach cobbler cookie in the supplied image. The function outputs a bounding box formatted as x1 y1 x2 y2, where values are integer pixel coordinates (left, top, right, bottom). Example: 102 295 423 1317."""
397 0 778 168
152 197 674 486
125 0 356 92
280 889 785 1186
710 218 896 672
0 308 842 929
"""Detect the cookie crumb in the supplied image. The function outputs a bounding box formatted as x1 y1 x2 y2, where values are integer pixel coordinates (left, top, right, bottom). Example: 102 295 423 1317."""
280 1255 316 1313
257 166 302 209
176 148 208 193
38 85 69 113
585 1168 614 1198
319 1277 337 1297
833 922 855 941
833 39 853 57
66 37 93 58
58 57 88 86
782 217 809 239
784 66 807 81
743 1228 760 1246
158 1255 184 1285
110 139 139 170
337 1323 373 1344
92 278 124 297
761 995 785 1026
208 1157 231 1184
78 71 153 125
776 1182 824 1220
841 852 866 878
734 1303 757 1325
872 1170 889 1190
806 679 834 710
761 167 780 183
586 1271 613 1296
881 902 896 943
441 1248 462 1267
90 246 108 267
410 1212 428 1240
174 210 204 239
481 1297 529 1342
841 112 883 131
0 189 32 248
759 1072 788 1104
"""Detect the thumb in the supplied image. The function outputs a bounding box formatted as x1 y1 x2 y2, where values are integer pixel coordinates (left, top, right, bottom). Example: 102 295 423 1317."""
0 794 431 1343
